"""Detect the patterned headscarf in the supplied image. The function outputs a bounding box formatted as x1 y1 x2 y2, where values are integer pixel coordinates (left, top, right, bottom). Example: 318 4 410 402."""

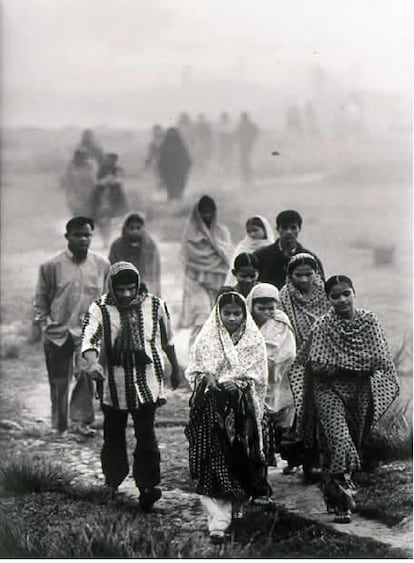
186 290 268 417
279 253 330 350
107 262 151 368
289 309 399 432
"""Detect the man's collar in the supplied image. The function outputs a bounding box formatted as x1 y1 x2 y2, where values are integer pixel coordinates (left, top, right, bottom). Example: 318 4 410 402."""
277 239 299 256
65 248 89 263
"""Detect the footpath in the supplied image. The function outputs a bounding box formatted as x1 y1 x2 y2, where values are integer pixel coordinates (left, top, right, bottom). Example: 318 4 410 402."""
2 348 412 557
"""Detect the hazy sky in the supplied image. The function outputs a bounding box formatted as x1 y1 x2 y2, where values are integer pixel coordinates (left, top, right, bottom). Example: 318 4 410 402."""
2 0 413 126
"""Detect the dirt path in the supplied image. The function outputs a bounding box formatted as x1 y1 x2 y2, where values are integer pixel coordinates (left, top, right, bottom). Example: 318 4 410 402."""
1 226 412 555
2 339 412 556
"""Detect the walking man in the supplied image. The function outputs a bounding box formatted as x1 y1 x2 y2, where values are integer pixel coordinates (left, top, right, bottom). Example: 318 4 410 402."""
81 261 181 510
33 216 110 434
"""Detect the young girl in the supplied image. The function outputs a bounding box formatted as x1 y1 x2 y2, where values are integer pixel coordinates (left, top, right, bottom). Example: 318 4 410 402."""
279 253 330 352
185 290 271 544
279 253 330 477
247 284 296 426
225 216 273 286
289 275 399 523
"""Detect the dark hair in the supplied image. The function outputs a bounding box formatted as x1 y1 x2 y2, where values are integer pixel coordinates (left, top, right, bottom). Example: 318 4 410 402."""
253 297 277 305
111 269 139 288
276 210 302 229
197 195 216 212
124 213 145 227
218 291 246 314
246 216 265 230
287 253 318 276
325 275 354 296
233 252 259 272
65 216 94 233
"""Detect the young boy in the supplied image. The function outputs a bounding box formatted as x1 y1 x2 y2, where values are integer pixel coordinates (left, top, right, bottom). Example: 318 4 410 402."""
82 261 181 510
231 252 260 297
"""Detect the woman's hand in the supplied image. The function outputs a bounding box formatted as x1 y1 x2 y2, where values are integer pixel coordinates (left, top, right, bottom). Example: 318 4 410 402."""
203 374 219 392
220 380 238 394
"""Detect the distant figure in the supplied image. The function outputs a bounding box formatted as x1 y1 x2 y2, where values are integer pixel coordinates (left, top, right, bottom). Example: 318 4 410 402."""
90 153 129 245
177 112 195 153
180 195 233 348
225 215 273 286
254 210 324 290
61 149 96 216
217 112 234 174
76 129 105 168
81 261 181 509
158 128 192 200
144 124 165 190
236 112 259 182
289 275 399 524
33 217 110 435
193 114 213 172
109 213 161 296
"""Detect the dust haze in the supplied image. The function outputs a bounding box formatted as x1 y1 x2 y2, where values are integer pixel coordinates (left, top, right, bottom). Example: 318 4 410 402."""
1 0 412 353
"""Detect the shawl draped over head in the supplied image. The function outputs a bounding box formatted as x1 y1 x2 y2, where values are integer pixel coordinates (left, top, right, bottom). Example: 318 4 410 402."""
279 253 330 350
181 197 233 283
108 213 161 296
289 308 399 439
106 261 151 368
185 290 268 421
225 215 273 286
246 283 296 366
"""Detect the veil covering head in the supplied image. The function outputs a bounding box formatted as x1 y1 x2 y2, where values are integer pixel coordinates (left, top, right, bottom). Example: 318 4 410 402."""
185 290 268 422
108 262 140 304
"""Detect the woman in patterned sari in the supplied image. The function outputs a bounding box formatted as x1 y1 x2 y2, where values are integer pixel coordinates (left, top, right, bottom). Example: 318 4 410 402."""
279 252 330 352
289 275 399 523
184 290 271 544
278 253 330 476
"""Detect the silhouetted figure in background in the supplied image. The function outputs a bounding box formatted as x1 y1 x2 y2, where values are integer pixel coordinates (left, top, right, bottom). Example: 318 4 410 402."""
177 112 195 156
236 112 259 182
193 114 213 173
76 129 105 169
61 149 96 216
144 124 165 191
90 153 129 245
217 112 234 175
158 128 192 200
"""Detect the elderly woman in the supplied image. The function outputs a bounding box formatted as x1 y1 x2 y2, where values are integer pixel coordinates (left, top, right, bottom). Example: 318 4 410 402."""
180 195 233 348
184 290 271 544
289 275 399 523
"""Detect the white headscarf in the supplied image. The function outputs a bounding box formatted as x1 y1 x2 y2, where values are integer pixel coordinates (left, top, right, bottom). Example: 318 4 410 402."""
224 215 273 285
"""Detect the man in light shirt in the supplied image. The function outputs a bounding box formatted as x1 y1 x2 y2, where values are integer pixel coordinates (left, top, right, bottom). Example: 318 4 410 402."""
33 216 110 434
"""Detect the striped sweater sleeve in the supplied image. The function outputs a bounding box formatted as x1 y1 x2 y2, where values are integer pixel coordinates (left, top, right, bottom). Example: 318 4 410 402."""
81 301 103 355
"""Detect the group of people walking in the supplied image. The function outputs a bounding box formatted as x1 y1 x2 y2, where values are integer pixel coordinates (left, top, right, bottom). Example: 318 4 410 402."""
32 191 399 543
145 111 260 200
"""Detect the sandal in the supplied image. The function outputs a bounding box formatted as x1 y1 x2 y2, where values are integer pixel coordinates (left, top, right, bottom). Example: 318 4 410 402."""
209 531 225 545
334 509 352 524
